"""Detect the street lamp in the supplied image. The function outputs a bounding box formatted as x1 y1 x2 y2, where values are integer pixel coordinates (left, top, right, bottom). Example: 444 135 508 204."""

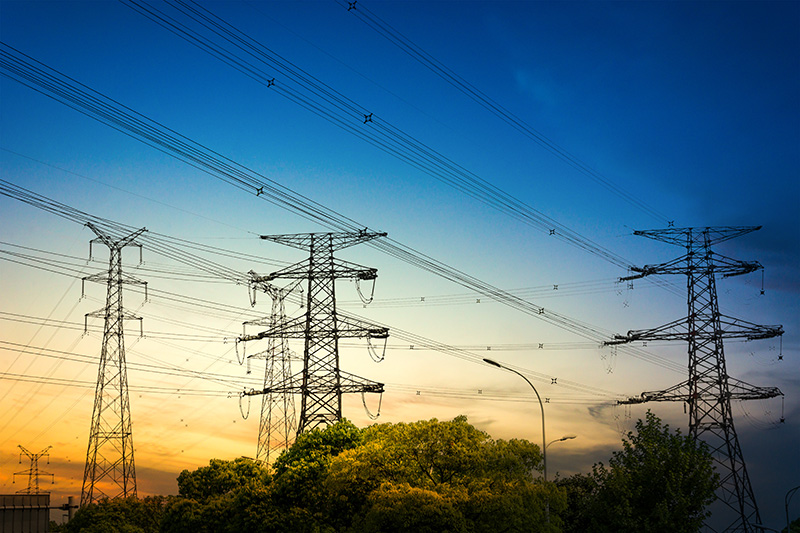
483 358 549 480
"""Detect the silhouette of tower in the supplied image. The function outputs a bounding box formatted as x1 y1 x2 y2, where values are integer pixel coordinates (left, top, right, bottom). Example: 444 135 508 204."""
13 445 54 493
80 223 146 506
241 231 388 434
238 275 298 463
607 226 783 532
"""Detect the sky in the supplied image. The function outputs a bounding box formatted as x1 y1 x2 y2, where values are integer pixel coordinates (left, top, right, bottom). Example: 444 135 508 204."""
0 0 798 529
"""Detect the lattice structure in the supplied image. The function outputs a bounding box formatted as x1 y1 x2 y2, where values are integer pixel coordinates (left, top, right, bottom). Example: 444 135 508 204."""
607 226 783 532
80 223 146 506
238 277 298 463
13 445 54 494
241 232 388 434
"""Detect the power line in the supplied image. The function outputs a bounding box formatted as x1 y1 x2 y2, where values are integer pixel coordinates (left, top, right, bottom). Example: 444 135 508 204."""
117 0 662 272
338 0 670 223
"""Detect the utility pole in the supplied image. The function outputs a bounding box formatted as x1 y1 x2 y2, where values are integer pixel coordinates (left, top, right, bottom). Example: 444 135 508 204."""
80 223 146 506
238 276 298 463
241 231 388 435
606 226 784 532
13 445 54 494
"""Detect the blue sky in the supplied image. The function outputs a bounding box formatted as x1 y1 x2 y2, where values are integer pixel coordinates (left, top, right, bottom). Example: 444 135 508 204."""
1 0 798 528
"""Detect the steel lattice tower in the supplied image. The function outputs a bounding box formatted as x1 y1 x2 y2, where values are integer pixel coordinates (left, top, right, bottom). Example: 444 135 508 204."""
80 223 146 506
607 226 783 532
238 276 297 463
242 231 388 434
13 445 54 494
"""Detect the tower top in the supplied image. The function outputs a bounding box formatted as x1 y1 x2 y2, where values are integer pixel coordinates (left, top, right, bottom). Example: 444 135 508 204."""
259 230 386 252
632 226 761 247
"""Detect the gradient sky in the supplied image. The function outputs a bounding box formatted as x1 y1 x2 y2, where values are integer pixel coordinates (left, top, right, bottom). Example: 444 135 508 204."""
1 0 798 528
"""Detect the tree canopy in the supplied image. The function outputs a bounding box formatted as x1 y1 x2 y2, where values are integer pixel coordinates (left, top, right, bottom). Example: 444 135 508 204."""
56 412 721 533
558 410 719 533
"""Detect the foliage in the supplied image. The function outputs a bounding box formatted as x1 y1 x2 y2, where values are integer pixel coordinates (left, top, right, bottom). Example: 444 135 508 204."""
60 496 168 533
326 415 561 533
176 456 270 502
52 415 721 533
586 410 719 533
554 473 597 533
358 482 468 533
782 516 800 533
269 418 363 514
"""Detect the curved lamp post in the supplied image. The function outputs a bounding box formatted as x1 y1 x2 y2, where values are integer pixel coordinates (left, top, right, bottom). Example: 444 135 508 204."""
483 358 549 480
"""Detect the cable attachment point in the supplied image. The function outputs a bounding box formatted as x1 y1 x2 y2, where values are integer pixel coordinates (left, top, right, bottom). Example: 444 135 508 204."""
348 1 357 11
367 330 388 363
361 390 382 420
235 338 246 365
239 390 251 420
356 276 376 305
364 113 373 124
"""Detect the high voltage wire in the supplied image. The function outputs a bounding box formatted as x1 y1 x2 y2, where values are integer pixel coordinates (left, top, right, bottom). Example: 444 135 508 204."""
0 33 686 373
337 0 670 224
0 204 644 396
1 174 681 381
0 371 231 397
117 0 655 273
338 278 646 308
1 240 642 308
0 341 259 389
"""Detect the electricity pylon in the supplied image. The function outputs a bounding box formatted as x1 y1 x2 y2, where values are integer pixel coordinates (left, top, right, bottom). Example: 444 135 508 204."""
241 231 388 434
80 223 147 506
13 445 54 493
606 226 783 532
238 275 297 463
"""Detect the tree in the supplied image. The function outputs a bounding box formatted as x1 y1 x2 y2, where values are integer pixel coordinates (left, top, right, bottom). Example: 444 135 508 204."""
176 456 270 502
359 482 468 533
60 496 168 533
554 473 597 533
587 410 719 533
782 516 800 533
270 418 363 510
326 416 563 533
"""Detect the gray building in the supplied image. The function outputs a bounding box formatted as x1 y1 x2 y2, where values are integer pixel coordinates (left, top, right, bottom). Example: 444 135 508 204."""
0 494 49 533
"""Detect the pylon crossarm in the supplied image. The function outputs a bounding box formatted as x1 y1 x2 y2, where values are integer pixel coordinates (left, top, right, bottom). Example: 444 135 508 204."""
335 315 389 338
633 226 761 247
727 378 783 401
260 230 387 252
717 315 783 340
618 380 689 405
604 316 688 345
242 369 383 397
711 253 762 278
86 222 147 248
264 257 379 281
238 313 388 342
622 254 690 281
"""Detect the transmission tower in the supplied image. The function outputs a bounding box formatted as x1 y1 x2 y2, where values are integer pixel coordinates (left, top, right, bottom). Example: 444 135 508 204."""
237 275 298 463
606 226 783 532
241 231 388 435
80 223 147 506
13 445 54 494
